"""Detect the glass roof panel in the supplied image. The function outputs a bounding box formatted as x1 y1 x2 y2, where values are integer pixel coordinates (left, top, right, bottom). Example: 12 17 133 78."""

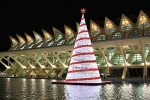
128 30 142 38
106 21 116 35
111 32 122 40
91 23 100 38
138 15 150 30
121 18 132 33
96 34 106 41
65 28 74 41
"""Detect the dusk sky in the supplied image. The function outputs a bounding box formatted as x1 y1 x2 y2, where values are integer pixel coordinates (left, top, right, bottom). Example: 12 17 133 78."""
0 0 150 52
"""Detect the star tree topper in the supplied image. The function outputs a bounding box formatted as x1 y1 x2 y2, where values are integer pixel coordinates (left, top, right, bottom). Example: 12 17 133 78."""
80 8 86 14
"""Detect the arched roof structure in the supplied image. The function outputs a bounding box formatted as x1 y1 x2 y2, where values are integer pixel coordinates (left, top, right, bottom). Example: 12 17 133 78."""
9 10 150 51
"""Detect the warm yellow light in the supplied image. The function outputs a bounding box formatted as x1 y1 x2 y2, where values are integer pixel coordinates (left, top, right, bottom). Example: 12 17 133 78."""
65 28 71 35
27 36 31 42
12 39 15 43
18 37 24 43
30 65 36 68
122 19 129 26
22 66 26 69
92 24 98 31
106 22 113 29
123 45 129 49
44 33 50 39
64 65 68 68
41 65 45 68
108 63 112 66
140 16 148 23
11 38 17 44
141 63 144 65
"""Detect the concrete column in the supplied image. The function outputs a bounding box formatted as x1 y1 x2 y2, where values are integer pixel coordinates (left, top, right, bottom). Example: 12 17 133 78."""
121 47 128 79
139 40 147 79
10 55 27 76
98 47 110 79
53 51 68 78
3 57 17 76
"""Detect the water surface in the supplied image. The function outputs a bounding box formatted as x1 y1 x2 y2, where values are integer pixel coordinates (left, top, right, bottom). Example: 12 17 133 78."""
0 78 150 100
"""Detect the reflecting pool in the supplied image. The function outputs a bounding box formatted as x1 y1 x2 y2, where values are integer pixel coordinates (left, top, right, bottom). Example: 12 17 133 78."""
0 78 150 100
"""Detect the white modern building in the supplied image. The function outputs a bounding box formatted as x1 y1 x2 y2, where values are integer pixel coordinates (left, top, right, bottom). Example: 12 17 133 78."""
0 10 150 79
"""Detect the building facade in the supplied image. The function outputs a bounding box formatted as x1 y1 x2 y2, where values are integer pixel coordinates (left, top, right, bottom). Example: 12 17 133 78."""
0 10 150 79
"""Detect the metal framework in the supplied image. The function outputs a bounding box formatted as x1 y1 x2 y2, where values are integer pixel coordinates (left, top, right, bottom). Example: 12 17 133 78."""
1 10 150 79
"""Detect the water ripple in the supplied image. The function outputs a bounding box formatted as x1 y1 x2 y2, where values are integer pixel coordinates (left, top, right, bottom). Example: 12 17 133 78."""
0 78 150 100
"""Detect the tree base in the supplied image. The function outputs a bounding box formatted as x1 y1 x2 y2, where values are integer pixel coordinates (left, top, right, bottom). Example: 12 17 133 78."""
51 80 112 85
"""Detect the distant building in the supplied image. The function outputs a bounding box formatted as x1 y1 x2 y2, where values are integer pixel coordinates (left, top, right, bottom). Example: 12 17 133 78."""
0 10 150 79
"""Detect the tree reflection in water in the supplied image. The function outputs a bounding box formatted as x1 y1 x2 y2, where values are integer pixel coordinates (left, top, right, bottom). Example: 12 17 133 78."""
0 79 150 99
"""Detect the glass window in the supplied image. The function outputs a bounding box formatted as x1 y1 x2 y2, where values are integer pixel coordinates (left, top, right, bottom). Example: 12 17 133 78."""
91 24 100 38
106 22 115 35
138 16 150 30
68 38 75 44
128 30 141 38
96 56 106 66
130 54 143 64
57 40 65 45
146 30 150 36
55 31 63 42
121 18 132 33
65 28 74 41
112 54 124 65
47 41 54 46
96 34 105 41
111 32 122 40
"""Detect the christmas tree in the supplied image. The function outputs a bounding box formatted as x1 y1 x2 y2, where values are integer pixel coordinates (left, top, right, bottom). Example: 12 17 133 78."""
65 8 101 83
52 8 111 85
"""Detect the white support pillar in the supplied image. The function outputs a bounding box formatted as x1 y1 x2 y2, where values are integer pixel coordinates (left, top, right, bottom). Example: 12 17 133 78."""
40 53 55 77
58 68 65 78
114 42 128 79
16 69 24 77
139 40 147 79
97 47 109 79
109 53 117 64
23 55 34 76
53 52 68 78
120 46 128 79
0 57 10 69
29 54 43 76
3 57 16 68
10 55 27 77
41 53 55 68
2 57 17 76
12 55 26 69
25 69 33 77
46 68 53 78
0 57 13 76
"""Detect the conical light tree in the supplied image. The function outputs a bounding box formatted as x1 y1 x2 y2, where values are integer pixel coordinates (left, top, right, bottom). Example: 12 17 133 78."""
65 8 101 83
